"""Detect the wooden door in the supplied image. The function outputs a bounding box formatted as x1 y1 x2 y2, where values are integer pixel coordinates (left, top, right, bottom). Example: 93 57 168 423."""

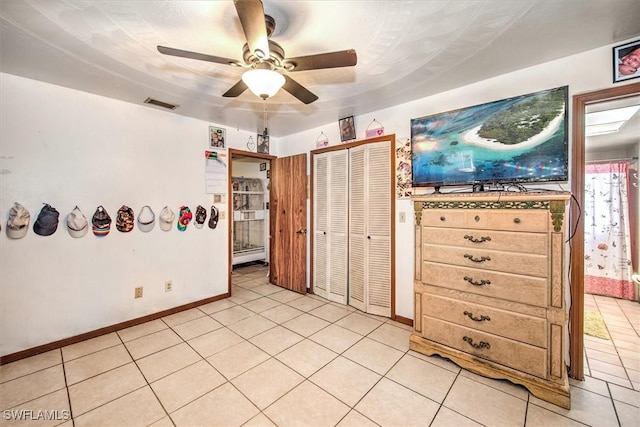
270 153 307 293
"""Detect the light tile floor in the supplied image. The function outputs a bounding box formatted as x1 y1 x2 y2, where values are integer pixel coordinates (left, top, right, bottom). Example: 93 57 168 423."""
583 293 640 391
1 264 638 426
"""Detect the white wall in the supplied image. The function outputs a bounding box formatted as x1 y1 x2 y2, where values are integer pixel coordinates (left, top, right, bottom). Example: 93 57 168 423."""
2 38 638 356
0 74 267 356
277 40 640 320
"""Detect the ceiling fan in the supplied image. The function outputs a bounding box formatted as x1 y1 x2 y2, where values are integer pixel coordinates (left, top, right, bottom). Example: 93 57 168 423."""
157 0 357 104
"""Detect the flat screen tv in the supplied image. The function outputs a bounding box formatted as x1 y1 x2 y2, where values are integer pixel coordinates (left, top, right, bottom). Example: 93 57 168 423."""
410 86 568 189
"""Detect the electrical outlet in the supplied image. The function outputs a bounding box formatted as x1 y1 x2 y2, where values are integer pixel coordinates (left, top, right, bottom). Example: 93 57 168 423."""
165 280 172 292
135 287 143 298
219 210 226 220
399 212 406 223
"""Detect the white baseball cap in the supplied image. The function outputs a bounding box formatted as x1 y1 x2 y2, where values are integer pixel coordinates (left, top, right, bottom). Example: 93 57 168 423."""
159 206 175 231
67 206 88 238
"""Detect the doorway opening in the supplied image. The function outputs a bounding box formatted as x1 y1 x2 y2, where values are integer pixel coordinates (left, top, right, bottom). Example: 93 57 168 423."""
228 149 275 294
569 82 640 381
581 95 639 386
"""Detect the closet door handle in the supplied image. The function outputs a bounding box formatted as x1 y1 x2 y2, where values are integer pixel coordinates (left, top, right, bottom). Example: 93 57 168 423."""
296 229 307 234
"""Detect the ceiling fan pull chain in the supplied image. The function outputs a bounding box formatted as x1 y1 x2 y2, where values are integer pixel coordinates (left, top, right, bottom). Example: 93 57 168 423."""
263 102 269 136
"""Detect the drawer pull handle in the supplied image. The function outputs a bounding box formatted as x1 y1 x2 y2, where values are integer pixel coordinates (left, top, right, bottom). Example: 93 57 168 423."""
474 215 480 222
464 311 491 322
464 276 491 286
440 216 446 221
463 336 491 350
464 235 491 243
514 217 521 224
464 254 491 263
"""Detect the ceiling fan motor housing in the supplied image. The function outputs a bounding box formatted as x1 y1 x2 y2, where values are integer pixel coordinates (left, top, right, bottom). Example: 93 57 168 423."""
243 40 287 70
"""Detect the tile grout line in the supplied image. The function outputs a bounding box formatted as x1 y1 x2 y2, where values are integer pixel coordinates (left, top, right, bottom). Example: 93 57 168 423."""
59 348 75 427
119 321 170 426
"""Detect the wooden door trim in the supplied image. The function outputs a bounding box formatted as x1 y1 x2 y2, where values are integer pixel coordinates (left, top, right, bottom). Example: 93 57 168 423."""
310 134 397 320
569 82 640 380
228 149 277 295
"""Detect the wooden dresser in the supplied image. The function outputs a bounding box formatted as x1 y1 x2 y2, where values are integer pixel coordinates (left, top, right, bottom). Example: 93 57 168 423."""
411 192 571 408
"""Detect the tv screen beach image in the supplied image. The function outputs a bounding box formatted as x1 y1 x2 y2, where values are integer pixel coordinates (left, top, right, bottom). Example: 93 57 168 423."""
410 86 568 187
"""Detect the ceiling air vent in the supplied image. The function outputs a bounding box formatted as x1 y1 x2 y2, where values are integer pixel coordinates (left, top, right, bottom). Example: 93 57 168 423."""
143 97 178 110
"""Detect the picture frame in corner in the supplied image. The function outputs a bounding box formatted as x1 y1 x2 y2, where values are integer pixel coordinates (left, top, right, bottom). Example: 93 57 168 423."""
613 39 640 83
209 126 226 149
257 134 269 154
339 115 356 142
260 162 267 171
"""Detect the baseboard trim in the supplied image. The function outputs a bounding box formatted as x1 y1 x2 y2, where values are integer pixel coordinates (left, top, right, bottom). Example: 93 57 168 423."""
394 315 413 327
0 292 231 365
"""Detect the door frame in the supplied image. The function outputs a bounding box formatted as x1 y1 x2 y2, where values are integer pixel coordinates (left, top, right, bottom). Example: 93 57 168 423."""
569 82 640 380
309 134 397 320
227 149 277 295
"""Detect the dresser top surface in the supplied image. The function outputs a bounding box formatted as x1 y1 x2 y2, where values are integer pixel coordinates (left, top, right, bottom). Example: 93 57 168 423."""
412 191 571 204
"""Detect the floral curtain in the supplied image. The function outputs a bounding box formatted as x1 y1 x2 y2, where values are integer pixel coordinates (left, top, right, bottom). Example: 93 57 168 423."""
584 161 635 300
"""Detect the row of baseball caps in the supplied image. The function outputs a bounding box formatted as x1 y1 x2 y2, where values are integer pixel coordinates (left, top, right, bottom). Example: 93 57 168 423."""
5 203 220 239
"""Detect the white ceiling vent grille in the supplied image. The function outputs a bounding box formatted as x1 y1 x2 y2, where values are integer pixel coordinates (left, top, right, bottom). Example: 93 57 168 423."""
143 97 178 110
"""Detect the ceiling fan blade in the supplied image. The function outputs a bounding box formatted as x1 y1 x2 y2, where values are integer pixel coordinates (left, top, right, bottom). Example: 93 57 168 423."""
157 46 240 66
282 75 318 104
234 0 270 60
222 80 249 98
284 49 357 72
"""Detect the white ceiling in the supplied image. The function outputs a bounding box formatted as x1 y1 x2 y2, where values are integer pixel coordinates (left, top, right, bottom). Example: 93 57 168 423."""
585 95 640 153
1 0 640 137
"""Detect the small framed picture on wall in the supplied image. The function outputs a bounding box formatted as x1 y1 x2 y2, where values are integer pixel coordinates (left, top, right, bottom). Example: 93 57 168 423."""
613 39 640 83
209 126 226 149
257 134 269 154
339 116 356 142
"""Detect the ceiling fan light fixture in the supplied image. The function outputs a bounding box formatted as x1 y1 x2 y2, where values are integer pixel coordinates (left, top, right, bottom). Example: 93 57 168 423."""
242 68 285 99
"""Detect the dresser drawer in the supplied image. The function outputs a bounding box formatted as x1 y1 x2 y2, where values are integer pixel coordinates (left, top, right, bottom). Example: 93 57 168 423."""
423 227 547 255
423 293 547 347
422 209 548 233
422 262 548 307
423 316 547 378
424 245 547 277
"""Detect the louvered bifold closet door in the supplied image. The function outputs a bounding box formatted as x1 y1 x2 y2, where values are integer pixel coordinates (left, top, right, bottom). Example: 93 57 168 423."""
328 150 349 303
348 145 367 312
348 141 391 315
365 141 391 316
314 151 349 303
313 154 329 298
